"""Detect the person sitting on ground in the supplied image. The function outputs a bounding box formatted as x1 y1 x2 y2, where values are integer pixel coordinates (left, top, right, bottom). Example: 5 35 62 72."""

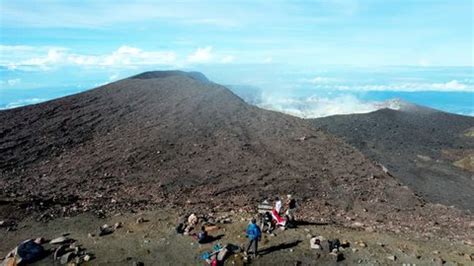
184 213 198 235
188 213 198 226
261 211 274 233
285 194 297 222
5 238 46 265
197 226 209 244
244 218 262 258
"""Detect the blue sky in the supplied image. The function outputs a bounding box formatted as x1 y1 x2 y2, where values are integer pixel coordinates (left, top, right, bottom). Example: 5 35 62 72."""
0 0 473 116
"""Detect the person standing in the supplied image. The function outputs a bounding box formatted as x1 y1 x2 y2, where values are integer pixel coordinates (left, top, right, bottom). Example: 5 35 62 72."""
271 196 286 227
274 196 282 214
244 218 262 258
285 194 297 222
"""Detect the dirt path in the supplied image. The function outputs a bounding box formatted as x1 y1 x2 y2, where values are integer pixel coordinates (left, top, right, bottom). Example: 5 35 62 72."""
1 209 473 265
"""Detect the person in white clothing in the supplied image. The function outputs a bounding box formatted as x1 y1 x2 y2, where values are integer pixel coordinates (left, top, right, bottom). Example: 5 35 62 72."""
274 196 282 214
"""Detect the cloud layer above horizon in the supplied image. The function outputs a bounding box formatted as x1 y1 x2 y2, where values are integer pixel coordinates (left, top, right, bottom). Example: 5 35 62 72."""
1 0 473 67
0 0 472 116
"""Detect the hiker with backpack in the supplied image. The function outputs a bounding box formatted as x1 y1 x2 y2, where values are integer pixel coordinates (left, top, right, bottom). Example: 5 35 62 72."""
244 218 261 258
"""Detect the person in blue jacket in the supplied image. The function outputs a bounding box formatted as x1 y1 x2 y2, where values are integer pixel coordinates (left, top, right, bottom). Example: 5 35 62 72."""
244 218 262 258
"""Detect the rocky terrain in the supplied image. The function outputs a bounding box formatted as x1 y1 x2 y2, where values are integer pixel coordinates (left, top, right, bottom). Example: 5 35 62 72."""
2 209 474 265
0 71 473 264
310 101 474 211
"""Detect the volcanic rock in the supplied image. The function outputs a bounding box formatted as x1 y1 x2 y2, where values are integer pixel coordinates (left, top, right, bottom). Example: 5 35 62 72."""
311 103 474 211
0 71 472 241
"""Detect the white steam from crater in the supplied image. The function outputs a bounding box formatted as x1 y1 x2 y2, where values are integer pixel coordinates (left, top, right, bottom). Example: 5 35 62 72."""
256 93 404 118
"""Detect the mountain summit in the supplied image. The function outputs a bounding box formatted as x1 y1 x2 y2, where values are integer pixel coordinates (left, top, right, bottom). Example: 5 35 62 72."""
0 71 471 241
130 70 210 83
0 71 411 215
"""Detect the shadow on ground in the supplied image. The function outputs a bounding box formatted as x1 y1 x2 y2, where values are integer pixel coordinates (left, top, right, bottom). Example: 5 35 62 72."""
259 240 302 256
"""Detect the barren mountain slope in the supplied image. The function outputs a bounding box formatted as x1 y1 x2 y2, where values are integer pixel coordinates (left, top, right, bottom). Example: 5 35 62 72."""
311 103 474 211
1 72 472 241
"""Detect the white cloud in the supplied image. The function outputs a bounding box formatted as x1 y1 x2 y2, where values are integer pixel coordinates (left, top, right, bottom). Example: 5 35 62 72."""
429 80 467 90
257 94 392 118
1 45 236 70
0 45 66 70
0 45 177 70
2 98 46 109
98 46 177 66
187 46 213 63
22 48 66 69
310 80 473 92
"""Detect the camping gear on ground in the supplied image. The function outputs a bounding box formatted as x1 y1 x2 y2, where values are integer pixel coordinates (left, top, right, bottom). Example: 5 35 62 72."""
16 239 44 264
212 244 222 251
257 201 273 214
328 240 345 262
175 223 185 234
328 239 341 252
310 237 322 249
204 225 220 232
200 243 231 265
201 251 211 260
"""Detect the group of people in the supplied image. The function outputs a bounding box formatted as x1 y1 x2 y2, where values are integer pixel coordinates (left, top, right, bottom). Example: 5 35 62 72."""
176 213 233 265
245 194 298 258
175 213 215 244
175 213 198 235
274 194 298 226
176 194 299 262
260 194 298 234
